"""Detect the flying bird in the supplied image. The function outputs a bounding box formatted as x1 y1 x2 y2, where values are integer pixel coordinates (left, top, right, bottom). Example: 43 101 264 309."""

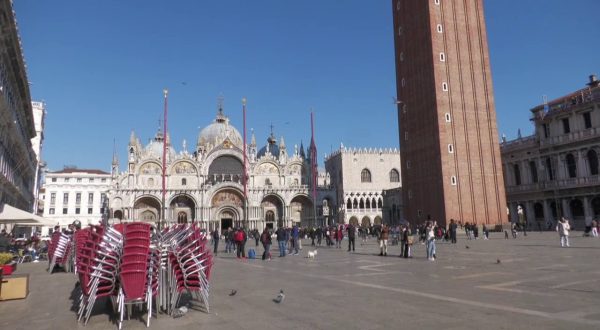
273 289 285 304
229 289 237 296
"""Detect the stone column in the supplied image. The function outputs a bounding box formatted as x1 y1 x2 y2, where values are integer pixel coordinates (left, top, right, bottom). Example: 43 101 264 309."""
509 202 519 223
579 149 588 178
543 200 554 226
525 201 535 227
562 199 571 219
583 196 592 226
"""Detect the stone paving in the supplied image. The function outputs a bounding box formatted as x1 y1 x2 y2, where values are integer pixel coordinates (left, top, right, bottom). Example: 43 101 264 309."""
1 231 599 330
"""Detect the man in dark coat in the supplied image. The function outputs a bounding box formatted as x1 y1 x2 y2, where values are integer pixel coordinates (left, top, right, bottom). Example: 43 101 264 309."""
347 224 356 252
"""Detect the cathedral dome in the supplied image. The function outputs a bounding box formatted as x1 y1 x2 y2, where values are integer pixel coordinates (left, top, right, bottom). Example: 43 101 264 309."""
197 108 243 149
145 131 176 159
257 133 280 159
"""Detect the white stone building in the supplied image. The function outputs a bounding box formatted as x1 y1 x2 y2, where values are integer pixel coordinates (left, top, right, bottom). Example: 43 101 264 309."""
501 75 600 230
41 168 112 231
109 103 336 231
325 147 402 226
31 101 46 214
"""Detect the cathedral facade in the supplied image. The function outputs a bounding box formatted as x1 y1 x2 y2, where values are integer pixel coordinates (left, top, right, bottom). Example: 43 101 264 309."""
108 104 335 232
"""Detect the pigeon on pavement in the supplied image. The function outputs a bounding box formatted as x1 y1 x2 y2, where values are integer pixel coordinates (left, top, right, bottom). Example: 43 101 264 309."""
229 289 237 296
273 289 285 304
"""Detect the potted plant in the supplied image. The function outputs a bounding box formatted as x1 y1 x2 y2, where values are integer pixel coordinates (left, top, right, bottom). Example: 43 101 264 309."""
0 253 16 275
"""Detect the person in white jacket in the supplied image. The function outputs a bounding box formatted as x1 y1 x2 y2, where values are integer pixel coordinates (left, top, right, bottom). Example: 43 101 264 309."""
556 217 571 247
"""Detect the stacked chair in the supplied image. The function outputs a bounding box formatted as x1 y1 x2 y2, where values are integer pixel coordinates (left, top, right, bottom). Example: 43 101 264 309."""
71 222 213 328
117 223 160 329
47 231 73 273
165 224 213 315
76 225 123 325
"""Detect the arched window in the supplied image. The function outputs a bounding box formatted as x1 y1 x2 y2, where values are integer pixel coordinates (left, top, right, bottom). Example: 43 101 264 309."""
347 199 352 210
353 199 358 209
359 199 365 209
378 199 383 209
389 169 400 182
265 178 272 186
588 149 599 175
546 158 554 180
361 169 372 183
513 164 521 186
372 198 377 209
181 178 187 186
566 154 577 178
529 161 538 183
366 199 371 209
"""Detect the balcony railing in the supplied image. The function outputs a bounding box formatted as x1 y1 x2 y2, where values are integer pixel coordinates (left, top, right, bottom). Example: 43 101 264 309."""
506 175 600 193
539 127 600 148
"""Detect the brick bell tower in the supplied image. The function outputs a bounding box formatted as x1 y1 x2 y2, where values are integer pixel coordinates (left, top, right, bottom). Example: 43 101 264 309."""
392 0 508 227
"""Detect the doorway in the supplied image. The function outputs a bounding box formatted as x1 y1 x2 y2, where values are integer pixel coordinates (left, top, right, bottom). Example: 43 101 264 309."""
221 218 233 231
266 222 274 230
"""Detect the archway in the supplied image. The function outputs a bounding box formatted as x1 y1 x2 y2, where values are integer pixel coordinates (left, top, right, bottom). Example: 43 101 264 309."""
533 203 544 221
290 195 314 227
262 194 283 230
374 216 382 225
360 216 370 227
212 189 244 228
114 210 123 220
134 196 161 223
592 197 600 218
570 199 584 219
170 194 196 223
349 216 359 226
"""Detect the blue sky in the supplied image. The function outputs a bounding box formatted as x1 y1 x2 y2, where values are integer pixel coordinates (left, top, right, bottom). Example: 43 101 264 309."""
14 0 600 172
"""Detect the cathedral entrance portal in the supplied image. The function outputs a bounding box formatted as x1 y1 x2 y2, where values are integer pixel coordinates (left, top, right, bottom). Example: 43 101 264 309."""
134 196 161 223
221 218 233 231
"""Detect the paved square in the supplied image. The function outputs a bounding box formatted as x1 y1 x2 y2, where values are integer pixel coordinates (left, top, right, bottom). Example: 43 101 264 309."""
1 232 599 329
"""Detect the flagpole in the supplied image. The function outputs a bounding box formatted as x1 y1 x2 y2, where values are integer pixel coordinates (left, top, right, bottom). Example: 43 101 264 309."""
161 88 168 230
242 97 248 229
310 112 318 227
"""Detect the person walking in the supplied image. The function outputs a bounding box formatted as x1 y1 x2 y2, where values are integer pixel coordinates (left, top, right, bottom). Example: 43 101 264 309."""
336 225 344 249
260 228 272 260
234 228 247 259
379 224 389 256
316 227 323 246
556 217 571 247
212 229 220 255
426 222 436 261
591 219 598 238
449 219 457 244
291 224 300 255
276 226 286 257
347 223 356 252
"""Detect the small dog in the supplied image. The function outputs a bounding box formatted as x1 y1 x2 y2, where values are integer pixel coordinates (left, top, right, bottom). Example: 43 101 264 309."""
307 250 318 259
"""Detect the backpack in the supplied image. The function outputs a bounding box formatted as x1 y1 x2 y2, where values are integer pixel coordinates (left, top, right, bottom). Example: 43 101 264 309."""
248 249 256 259
234 231 244 242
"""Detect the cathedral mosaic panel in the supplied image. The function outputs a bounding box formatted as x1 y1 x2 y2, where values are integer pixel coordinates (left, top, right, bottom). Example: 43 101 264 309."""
140 162 161 175
173 161 196 174
211 190 243 208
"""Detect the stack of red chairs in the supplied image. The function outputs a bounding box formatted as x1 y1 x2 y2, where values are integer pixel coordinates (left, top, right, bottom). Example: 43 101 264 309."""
167 225 212 314
117 222 160 329
47 231 73 273
76 225 123 325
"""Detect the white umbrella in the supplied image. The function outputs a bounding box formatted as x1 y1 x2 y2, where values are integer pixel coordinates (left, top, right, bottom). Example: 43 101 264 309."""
0 204 56 227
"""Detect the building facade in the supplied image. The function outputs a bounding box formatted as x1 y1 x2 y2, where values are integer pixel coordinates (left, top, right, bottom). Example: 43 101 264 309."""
31 101 46 214
109 103 336 231
392 0 507 226
325 147 402 226
41 168 112 231
0 0 37 212
501 76 600 230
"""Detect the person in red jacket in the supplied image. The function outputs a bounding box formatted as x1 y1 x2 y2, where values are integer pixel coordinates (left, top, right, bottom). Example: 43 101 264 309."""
335 225 343 248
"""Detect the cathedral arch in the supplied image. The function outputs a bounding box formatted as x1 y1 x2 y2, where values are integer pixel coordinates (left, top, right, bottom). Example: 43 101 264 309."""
346 198 352 210
133 195 162 223
261 194 284 226
349 216 359 226
169 194 197 223
373 216 382 225
207 155 244 184
290 194 314 226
